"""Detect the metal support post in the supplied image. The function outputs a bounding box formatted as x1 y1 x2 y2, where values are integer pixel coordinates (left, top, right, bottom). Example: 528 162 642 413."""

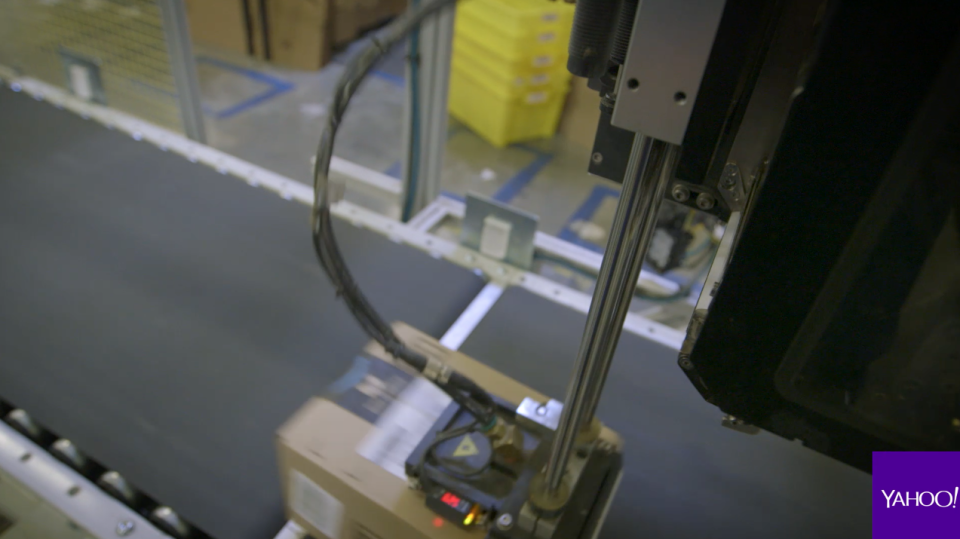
158 0 206 143
534 136 675 504
401 0 454 221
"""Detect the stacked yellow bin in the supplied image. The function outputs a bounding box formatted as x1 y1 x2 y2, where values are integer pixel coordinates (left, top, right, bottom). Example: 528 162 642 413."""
449 0 576 148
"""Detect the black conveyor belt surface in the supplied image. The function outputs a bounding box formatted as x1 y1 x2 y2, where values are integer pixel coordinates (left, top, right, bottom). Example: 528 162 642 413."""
460 288 871 539
0 89 485 539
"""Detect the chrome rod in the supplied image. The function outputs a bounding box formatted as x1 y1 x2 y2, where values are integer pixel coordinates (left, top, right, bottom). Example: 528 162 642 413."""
543 135 672 494
580 144 678 424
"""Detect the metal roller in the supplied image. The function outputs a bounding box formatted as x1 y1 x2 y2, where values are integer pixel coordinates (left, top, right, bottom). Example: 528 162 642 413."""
149 506 192 539
97 471 141 507
4 409 42 442
50 438 89 471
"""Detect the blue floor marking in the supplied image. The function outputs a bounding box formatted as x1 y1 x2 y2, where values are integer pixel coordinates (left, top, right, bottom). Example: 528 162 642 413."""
441 191 466 202
371 69 405 87
197 56 294 119
379 125 552 205
384 161 403 179
557 184 621 254
491 152 553 203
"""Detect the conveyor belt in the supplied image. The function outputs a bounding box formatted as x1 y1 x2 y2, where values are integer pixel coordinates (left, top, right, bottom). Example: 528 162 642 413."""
0 88 485 539
460 288 871 539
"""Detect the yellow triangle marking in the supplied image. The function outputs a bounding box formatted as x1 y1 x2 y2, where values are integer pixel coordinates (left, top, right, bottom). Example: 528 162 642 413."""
452 435 479 457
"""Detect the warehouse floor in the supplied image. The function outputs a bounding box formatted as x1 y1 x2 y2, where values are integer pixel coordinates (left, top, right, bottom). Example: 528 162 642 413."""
194 42 616 238
193 42 703 329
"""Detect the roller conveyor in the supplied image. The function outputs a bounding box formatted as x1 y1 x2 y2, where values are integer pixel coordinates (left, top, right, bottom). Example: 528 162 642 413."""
0 89 485 539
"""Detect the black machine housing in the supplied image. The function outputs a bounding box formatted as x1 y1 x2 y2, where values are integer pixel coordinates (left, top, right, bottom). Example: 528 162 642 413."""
678 0 960 472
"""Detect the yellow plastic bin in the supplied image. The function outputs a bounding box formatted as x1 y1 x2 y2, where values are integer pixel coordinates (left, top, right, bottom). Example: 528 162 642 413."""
454 0 575 71
453 33 571 90
448 63 569 148
456 0 575 55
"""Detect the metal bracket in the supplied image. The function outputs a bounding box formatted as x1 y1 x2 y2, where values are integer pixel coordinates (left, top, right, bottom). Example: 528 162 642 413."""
517 398 564 432
721 414 760 435
718 163 748 212
461 193 538 269
59 50 106 105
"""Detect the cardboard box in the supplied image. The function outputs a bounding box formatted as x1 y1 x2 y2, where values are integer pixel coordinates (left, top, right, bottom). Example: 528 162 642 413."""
557 77 601 150
276 323 622 539
185 0 268 59
185 0 251 55
265 0 332 70
187 0 409 70
332 0 408 46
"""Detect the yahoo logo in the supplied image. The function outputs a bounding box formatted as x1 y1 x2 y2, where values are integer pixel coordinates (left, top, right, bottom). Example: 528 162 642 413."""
873 452 960 539
880 488 959 508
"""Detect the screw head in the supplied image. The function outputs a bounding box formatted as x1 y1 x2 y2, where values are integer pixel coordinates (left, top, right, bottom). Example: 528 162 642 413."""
679 358 693 370
497 513 514 530
591 152 603 164
116 520 135 536
535 405 547 416
696 193 715 210
721 175 736 189
671 184 690 202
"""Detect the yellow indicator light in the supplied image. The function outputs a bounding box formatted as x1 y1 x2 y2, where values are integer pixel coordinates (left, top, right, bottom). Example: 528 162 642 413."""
463 505 482 526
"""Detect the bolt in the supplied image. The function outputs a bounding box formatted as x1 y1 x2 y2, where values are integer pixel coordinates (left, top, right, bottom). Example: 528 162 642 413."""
497 513 514 530
116 520 136 536
679 358 693 370
591 152 603 164
721 175 736 189
671 184 690 202
696 193 715 210
535 405 548 416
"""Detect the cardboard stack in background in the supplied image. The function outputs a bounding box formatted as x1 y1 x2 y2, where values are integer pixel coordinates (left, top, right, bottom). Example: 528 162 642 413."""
557 76 602 151
185 0 407 70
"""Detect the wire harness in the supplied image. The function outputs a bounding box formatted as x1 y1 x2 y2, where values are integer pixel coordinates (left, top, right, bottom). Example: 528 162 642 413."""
309 0 494 425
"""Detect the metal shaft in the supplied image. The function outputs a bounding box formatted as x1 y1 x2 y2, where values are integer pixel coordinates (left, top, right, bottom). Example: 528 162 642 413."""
580 143 678 424
543 135 672 494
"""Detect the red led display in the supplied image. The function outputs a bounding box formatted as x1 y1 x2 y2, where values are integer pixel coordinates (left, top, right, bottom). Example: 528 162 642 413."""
440 492 462 507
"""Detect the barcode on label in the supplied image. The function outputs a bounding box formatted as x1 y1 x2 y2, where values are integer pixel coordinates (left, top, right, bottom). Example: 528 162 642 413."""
532 56 552 67
526 92 548 104
290 470 344 539
356 378 452 479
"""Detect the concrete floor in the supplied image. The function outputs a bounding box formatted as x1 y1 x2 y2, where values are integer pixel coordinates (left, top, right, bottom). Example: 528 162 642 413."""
193 42 615 238
192 41 707 328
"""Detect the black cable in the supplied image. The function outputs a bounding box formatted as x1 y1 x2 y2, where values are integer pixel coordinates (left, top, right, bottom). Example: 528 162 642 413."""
309 0 495 425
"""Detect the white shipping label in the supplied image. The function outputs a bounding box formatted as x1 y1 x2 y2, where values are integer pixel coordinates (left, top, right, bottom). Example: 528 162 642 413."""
530 74 550 86
69 64 93 101
290 470 344 539
526 92 548 104
533 56 553 68
356 378 452 479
